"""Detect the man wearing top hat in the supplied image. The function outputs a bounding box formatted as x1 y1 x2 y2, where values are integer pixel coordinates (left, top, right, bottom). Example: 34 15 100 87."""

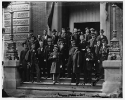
52 29 59 44
44 38 54 78
96 29 108 44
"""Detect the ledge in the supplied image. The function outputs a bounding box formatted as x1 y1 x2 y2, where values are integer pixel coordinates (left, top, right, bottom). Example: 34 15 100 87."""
102 60 122 69
3 60 20 67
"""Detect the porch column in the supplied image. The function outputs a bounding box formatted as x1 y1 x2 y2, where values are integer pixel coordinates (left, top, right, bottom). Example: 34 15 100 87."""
52 2 62 32
100 2 110 44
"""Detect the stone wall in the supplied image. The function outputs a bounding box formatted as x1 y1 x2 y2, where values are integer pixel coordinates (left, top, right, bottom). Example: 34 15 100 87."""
3 1 31 59
3 1 48 59
30 2 47 36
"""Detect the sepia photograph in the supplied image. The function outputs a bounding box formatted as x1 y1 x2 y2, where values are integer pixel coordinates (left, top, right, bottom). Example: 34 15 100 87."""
2 0 123 98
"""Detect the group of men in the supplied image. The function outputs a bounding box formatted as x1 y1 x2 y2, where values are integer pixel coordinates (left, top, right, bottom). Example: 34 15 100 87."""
19 27 109 86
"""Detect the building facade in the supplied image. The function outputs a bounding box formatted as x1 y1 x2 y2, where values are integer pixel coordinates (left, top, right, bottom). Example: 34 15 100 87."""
2 1 123 58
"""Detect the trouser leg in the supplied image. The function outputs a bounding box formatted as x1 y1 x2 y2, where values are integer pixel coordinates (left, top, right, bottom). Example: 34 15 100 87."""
88 70 92 83
71 73 76 83
30 65 34 82
76 73 80 84
47 60 51 78
67 56 72 77
56 73 60 82
83 69 87 83
35 63 40 82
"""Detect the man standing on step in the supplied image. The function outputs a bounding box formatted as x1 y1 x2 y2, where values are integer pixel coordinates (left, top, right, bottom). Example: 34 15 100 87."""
66 39 76 78
72 46 82 86
44 38 54 78
26 42 40 82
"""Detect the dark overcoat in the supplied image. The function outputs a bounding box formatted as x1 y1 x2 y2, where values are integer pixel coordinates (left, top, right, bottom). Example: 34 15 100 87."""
19 49 28 68
72 50 82 73
85 52 94 70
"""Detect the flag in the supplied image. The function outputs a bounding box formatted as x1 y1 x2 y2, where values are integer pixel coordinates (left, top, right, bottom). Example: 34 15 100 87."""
47 2 55 31
105 2 109 21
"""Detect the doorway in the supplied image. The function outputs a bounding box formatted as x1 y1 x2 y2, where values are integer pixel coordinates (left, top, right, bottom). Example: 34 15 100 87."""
74 22 100 34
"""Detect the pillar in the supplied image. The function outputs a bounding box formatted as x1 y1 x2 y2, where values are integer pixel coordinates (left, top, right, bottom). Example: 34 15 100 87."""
3 3 21 89
100 2 110 44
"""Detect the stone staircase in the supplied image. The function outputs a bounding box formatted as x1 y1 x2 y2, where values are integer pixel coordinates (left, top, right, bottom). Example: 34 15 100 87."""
17 77 104 93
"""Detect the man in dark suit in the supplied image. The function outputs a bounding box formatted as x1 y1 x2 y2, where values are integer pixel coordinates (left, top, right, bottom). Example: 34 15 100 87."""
96 29 108 45
52 29 59 44
88 34 97 54
30 36 40 51
85 46 94 84
44 38 54 78
79 35 88 79
37 41 45 77
84 28 92 42
19 42 29 82
25 30 34 50
71 28 80 45
66 39 76 78
42 30 51 48
72 46 82 85
58 38 67 78
66 27 72 49
94 40 102 78
27 42 40 82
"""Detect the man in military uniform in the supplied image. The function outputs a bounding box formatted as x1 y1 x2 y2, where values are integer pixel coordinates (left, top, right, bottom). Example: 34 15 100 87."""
44 38 54 78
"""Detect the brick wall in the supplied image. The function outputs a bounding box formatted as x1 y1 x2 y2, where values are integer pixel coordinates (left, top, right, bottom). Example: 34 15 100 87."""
30 1 47 36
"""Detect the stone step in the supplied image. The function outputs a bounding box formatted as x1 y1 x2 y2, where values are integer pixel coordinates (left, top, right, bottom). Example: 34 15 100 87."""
32 77 104 84
17 83 102 93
